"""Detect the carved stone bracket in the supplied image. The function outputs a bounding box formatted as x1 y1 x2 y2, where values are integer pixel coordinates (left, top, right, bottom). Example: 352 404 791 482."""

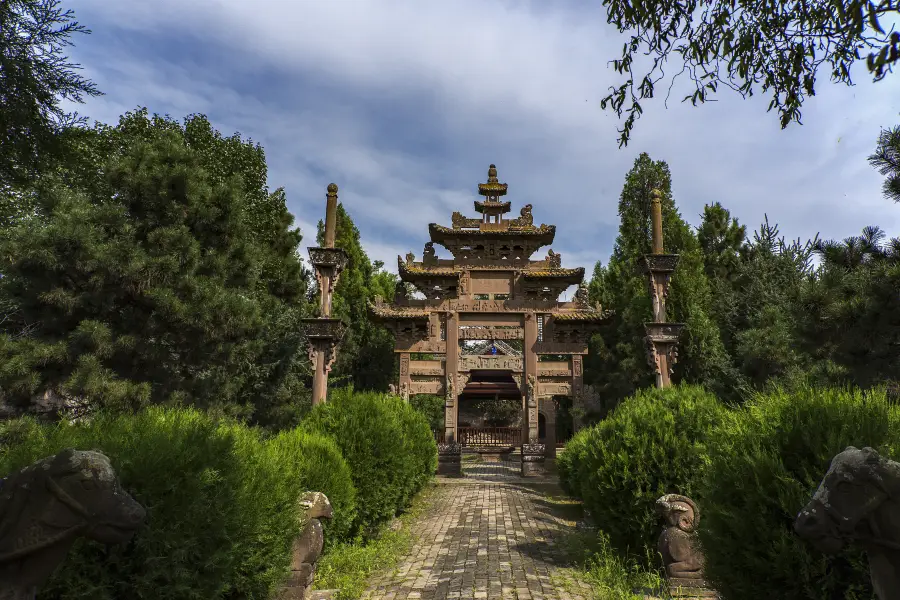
309 247 349 297
644 322 684 377
457 372 471 391
637 253 680 274
301 318 347 342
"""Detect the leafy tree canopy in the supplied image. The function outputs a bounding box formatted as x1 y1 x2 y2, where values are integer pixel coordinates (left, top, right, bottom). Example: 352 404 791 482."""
0 110 313 426
599 0 900 146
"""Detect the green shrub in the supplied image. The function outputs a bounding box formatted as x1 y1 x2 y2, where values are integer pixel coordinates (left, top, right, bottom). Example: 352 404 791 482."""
698 385 900 600
268 428 357 544
303 389 436 537
0 407 302 600
573 384 729 556
557 426 590 498
395 399 438 504
409 394 444 431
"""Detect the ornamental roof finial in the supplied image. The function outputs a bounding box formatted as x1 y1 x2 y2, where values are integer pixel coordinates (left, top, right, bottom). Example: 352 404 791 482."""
487 164 498 183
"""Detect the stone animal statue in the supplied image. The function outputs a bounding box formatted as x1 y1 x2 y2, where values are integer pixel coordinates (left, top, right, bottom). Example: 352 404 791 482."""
0 449 146 600
795 446 900 600
656 494 704 579
656 494 717 597
278 492 334 600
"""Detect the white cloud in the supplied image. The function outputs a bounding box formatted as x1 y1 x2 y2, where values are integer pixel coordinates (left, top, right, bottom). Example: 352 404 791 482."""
66 0 900 278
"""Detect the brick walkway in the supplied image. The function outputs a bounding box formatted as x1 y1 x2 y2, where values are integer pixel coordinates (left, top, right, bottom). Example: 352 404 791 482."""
362 458 596 600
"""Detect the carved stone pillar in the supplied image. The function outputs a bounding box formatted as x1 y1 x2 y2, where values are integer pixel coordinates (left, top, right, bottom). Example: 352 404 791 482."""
399 353 411 401
541 398 557 459
301 319 346 406
438 311 461 476
645 323 684 389
571 354 585 432
521 312 544 476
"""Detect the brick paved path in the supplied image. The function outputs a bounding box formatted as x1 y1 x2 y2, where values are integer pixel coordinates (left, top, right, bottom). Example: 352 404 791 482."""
362 458 596 600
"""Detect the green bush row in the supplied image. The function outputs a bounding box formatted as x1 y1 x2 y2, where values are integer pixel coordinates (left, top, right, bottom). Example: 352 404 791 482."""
303 388 437 538
562 383 897 600
0 390 437 599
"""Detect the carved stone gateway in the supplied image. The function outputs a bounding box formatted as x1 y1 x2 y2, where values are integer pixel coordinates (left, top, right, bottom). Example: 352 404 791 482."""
795 446 900 600
0 449 146 600
369 165 611 475
656 494 716 598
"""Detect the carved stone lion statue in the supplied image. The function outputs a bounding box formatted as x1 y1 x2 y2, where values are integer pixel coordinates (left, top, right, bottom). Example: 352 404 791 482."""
278 492 333 600
795 446 900 600
0 449 146 600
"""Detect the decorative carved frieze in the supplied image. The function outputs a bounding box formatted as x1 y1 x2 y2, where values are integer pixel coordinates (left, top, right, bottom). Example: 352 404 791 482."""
572 354 583 377
533 342 589 355
394 340 447 353
399 354 410 377
458 326 524 340
538 381 572 397
537 369 572 378
458 355 524 372
409 361 445 376
522 443 546 460
410 380 443 395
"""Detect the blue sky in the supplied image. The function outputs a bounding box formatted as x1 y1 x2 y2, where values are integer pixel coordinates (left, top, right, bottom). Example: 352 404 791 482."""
63 1 900 293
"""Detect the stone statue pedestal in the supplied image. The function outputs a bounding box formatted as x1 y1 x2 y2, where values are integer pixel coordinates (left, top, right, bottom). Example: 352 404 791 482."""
667 578 718 598
521 443 546 477
437 443 462 476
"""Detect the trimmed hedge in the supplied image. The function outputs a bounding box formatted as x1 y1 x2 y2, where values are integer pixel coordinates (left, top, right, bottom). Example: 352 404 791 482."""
303 388 437 538
0 407 302 600
267 427 357 545
557 425 590 498
564 384 729 555
698 385 900 600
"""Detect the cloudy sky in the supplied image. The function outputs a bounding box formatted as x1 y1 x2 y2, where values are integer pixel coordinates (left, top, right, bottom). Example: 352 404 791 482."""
64 0 900 292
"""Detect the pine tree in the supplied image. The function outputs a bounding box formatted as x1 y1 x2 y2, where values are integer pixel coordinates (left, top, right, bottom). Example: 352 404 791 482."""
0 110 313 425
585 153 731 404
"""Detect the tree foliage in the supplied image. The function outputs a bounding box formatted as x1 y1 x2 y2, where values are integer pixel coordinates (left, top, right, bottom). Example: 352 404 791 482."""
585 152 731 406
599 0 900 146
869 124 900 203
0 110 313 426
317 205 397 392
0 0 101 197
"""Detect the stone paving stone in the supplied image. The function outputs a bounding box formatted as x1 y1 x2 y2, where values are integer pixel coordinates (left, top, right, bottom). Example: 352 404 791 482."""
361 459 596 600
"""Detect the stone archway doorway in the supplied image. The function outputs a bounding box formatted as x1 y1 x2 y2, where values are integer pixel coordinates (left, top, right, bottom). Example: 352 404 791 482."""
455 370 522 449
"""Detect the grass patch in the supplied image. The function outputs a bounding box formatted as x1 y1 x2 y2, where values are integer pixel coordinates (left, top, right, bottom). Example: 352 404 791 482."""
581 534 666 600
313 480 437 599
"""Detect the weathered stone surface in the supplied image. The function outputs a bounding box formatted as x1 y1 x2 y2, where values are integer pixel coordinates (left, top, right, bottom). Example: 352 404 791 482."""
279 492 334 600
0 449 146 600
656 494 717 598
437 443 462 476
795 446 900 600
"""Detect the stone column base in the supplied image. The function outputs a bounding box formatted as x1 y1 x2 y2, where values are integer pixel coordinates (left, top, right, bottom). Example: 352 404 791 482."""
437 443 462 476
521 443 546 477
